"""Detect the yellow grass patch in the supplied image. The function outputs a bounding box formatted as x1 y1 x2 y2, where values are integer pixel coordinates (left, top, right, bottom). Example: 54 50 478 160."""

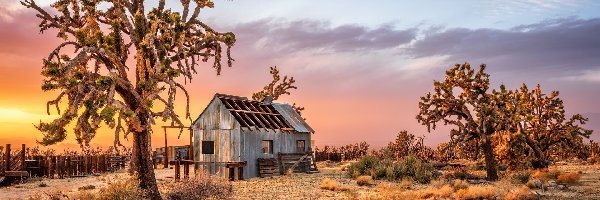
356 175 374 186
319 178 337 191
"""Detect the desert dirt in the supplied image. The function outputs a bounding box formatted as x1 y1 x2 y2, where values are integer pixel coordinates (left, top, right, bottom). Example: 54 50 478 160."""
1 162 599 199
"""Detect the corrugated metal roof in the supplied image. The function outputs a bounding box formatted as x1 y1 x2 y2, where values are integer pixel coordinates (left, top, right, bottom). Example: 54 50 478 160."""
272 103 315 133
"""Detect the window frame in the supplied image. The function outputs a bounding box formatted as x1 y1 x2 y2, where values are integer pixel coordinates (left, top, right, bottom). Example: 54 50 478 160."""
261 140 274 154
202 141 215 154
296 140 306 153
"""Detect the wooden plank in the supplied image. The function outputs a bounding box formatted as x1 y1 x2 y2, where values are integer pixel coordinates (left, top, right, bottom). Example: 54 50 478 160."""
20 144 25 171
5 171 29 177
5 144 10 172
226 109 282 116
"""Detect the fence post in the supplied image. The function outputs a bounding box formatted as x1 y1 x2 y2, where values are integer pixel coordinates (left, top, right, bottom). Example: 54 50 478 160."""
21 144 26 171
5 144 10 172
175 157 180 182
184 161 189 180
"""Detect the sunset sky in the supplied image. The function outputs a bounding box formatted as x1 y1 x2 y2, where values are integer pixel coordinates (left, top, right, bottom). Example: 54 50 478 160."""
0 0 599 151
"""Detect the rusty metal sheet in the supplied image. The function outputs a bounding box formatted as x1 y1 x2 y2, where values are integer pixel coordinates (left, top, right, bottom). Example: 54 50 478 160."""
272 103 314 133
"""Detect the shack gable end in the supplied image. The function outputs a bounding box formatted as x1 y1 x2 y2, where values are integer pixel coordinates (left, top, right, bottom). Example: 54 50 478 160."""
193 96 238 130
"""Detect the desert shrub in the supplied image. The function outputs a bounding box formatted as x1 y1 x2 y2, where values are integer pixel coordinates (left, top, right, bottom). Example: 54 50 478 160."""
38 182 48 187
78 185 96 190
512 171 532 184
356 175 374 186
347 155 438 183
471 165 486 171
454 185 495 200
526 179 543 189
394 155 438 183
96 176 142 200
547 170 561 180
346 155 380 178
319 178 337 191
531 170 548 181
557 173 580 185
498 164 508 171
505 185 536 200
445 168 474 180
164 174 233 200
452 179 469 191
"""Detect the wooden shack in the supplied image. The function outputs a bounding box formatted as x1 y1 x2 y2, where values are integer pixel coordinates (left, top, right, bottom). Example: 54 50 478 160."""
192 93 315 179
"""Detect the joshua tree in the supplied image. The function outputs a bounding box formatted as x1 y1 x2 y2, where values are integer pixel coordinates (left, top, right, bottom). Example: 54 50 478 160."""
496 84 592 168
252 66 305 116
417 63 502 180
22 0 235 198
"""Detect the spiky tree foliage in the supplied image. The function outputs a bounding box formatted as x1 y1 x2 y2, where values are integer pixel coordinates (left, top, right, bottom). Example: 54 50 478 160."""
387 130 416 160
497 84 592 168
252 66 305 116
417 63 503 180
387 130 434 161
21 0 235 198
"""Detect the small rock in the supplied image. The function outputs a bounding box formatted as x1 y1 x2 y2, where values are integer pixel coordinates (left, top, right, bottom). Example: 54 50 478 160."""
557 184 567 190
548 180 557 187
533 179 543 188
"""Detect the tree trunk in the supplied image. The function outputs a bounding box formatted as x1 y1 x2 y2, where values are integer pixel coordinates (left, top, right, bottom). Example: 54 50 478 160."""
132 126 161 200
481 137 499 181
525 137 548 169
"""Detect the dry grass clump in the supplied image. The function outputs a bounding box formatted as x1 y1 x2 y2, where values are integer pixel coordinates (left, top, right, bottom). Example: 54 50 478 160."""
445 168 475 180
414 185 454 199
399 178 413 189
356 175 374 186
95 176 143 200
547 170 561 180
504 185 536 200
78 185 96 190
557 172 580 185
70 190 97 200
531 170 548 181
454 185 495 200
374 183 413 199
513 170 532 184
164 173 233 200
319 178 337 191
452 179 469 191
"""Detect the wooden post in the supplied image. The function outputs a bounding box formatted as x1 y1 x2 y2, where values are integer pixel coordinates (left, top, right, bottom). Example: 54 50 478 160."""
66 156 71 177
228 167 234 181
48 156 54 178
164 126 168 169
20 144 26 171
174 159 180 182
57 156 62 178
5 144 11 172
189 128 193 161
237 167 243 180
184 161 190 180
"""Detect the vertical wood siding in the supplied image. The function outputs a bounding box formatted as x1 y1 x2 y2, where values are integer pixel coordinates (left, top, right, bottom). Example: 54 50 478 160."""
193 97 241 178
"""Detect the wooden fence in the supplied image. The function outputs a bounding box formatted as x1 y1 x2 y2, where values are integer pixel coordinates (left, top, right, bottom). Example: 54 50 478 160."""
1 144 127 180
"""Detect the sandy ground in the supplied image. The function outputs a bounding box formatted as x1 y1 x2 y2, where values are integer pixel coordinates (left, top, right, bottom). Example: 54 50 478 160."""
1 162 599 199
0 168 175 200
540 163 600 199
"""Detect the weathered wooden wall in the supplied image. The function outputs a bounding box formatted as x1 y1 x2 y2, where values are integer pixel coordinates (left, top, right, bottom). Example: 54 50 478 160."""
240 129 311 179
193 97 241 178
